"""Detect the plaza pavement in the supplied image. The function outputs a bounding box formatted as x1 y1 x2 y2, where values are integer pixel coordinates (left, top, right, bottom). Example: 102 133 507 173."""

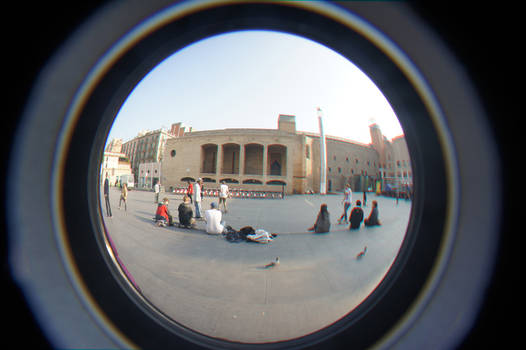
101 187 411 344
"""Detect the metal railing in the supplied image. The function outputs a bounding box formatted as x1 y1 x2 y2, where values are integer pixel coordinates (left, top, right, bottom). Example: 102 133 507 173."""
168 187 284 199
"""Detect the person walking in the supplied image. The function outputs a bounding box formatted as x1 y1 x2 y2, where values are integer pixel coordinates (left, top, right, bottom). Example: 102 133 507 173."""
219 180 229 213
103 173 112 217
337 184 352 224
194 178 203 219
119 182 128 211
154 181 160 203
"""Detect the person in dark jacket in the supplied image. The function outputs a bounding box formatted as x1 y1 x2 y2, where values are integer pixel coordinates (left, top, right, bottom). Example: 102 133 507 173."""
178 195 195 228
308 203 331 233
349 200 364 230
364 200 381 226
103 173 112 217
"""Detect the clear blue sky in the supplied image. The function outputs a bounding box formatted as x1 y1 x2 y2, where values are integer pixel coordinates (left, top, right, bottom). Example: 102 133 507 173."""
107 30 403 145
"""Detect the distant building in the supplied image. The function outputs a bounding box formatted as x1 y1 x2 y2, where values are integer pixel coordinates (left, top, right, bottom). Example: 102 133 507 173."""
105 138 123 153
137 162 162 189
161 115 412 195
121 122 191 182
101 151 133 186
370 124 412 190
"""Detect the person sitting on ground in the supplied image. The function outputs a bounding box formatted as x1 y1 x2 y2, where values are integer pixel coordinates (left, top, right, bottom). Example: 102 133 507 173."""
364 200 381 227
178 195 195 228
155 197 173 227
308 203 331 233
204 202 225 234
349 200 364 230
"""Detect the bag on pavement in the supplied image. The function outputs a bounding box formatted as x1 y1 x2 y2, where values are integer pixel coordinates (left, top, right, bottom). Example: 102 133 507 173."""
246 229 273 243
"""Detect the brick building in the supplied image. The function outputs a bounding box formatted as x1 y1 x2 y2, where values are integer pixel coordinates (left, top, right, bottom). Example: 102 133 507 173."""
161 115 412 195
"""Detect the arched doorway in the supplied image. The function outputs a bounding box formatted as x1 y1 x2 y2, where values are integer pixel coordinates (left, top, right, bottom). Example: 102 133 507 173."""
201 144 217 174
244 143 263 175
221 143 240 175
267 144 287 176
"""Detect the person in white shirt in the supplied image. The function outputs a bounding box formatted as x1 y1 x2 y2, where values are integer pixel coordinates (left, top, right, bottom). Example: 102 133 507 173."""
154 181 160 203
194 178 202 218
219 180 229 213
337 184 352 224
204 202 225 234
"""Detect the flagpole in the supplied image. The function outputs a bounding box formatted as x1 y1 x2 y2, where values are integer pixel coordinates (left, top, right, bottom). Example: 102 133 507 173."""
317 107 327 195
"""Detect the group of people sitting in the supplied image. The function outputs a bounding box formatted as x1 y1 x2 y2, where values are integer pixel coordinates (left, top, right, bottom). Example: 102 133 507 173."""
154 195 226 234
155 195 381 236
308 200 381 233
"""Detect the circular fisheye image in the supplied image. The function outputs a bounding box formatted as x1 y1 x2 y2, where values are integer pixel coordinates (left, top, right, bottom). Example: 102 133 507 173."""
100 30 412 343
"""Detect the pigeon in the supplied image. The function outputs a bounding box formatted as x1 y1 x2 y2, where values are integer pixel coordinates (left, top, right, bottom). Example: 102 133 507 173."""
264 257 280 268
356 246 367 259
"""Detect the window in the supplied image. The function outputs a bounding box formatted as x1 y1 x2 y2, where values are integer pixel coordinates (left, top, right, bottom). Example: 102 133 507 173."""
170 150 176 157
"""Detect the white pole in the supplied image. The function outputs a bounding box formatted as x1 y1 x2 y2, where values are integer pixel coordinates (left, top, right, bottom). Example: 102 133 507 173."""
317 107 327 195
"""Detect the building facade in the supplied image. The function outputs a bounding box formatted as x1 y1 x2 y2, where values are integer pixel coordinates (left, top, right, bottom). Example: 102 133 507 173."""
101 151 133 186
120 123 191 182
137 162 162 189
161 115 412 195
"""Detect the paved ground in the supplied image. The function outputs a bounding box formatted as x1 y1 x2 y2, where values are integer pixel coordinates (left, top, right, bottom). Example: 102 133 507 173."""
101 188 411 343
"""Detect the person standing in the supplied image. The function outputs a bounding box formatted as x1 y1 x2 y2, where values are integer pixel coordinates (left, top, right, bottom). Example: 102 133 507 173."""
103 173 112 217
154 181 160 203
349 200 364 230
194 178 203 219
337 184 352 224
187 180 194 203
119 183 128 211
219 180 229 213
